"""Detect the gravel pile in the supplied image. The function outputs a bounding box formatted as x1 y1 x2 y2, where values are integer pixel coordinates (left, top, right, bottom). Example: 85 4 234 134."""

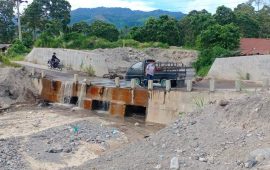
0 138 29 170
25 120 122 163
92 47 197 74
73 93 270 170
0 68 37 109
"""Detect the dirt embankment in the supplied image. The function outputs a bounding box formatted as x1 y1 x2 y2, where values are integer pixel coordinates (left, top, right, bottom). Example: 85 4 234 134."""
0 68 37 109
92 47 198 74
72 92 270 170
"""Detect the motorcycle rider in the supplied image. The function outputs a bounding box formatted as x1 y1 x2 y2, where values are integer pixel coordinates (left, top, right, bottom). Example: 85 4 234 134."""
50 52 60 68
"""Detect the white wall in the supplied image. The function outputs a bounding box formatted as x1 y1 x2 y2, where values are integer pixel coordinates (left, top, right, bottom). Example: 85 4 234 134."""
26 48 109 77
208 55 270 81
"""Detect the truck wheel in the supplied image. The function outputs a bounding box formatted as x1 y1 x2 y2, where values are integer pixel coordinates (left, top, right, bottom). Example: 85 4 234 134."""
160 79 166 87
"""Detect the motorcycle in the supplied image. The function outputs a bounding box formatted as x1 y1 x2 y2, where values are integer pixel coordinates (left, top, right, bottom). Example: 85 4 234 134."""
47 59 64 71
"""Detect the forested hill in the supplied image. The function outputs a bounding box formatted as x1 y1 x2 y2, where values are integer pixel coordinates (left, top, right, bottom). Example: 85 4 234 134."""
70 7 185 28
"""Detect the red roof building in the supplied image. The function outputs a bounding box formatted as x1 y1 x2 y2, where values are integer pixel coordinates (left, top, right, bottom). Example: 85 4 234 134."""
240 38 270 55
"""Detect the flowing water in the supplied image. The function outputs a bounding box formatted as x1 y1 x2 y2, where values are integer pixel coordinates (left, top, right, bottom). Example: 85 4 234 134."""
59 81 73 104
78 83 86 108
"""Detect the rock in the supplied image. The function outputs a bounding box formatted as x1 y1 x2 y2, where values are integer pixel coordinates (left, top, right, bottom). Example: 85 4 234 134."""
63 148 72 153
199 157 208 162
134 122 139 126
244 159 257 168
47 148 63 153
190 121 197 125
170 157 179 170
250 148 270 160
255 154 265 162
219 100 229 107
162 144 166 148
247 134 252 137
154 164 161 169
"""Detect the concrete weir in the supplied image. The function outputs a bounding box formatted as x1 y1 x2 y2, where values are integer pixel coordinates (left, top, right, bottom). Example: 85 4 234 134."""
37 78 247 124
39 78 148 117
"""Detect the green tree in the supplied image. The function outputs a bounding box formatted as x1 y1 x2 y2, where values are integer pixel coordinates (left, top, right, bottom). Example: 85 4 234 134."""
193 46 232 76
257 5 270 38
197 23 240 50
179 10 216 47
71 21 90 34
234 3 259 37
0 0 15 43
214 5 236 25
22 0 71 38
130 15 180 46
89 20 119 42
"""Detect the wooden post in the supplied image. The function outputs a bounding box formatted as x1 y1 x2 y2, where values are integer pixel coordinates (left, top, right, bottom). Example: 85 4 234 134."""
166 80 171 92
31 68 35 76
187 80 192 92
209 78 215 92
115 77 120 88
74 74 78 83
131 79 136 89
148 80 153 90
41 70 45 78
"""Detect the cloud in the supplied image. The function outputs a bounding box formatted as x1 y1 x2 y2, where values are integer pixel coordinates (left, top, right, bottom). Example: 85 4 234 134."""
184 0 247 13
68 0 156 11
23 0 249 13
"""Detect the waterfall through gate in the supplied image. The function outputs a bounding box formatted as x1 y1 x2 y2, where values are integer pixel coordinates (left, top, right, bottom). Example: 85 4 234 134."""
59 81 73 104
78 83 86 108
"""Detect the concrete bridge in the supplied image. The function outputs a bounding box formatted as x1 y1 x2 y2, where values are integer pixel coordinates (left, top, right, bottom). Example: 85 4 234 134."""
32 73 263 124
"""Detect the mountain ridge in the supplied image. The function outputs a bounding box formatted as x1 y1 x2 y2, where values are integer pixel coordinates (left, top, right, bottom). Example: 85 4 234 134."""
70 7 185 28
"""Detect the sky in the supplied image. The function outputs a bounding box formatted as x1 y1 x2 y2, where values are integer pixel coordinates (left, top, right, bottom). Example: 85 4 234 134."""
22 0 248 13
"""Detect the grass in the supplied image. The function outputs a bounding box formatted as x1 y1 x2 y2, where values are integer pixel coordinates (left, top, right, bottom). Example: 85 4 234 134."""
9 55 25 61
193 96 205 110
0 54 21 67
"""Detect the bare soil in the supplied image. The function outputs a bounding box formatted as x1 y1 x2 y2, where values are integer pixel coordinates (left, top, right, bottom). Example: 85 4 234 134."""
0 104 163 170
69 92 270 170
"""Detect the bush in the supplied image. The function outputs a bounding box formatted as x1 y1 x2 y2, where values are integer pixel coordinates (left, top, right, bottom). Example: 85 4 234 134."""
0 54 20 67
83 65 95 76
193 45 232 76
8 40 29 55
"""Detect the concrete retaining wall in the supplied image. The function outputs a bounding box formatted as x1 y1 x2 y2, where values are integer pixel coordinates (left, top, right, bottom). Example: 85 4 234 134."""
146 90 247 124
208 55 270 81
26 48 108 76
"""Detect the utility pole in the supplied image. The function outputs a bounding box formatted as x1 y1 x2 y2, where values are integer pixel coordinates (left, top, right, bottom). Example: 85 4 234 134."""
14 0 27 41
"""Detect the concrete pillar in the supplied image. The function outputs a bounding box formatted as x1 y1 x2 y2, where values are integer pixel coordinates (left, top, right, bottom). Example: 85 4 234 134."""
186 80 192 92
148 80 153 90
73 74 78 83
130 79 136 89
166 80 171 92
235 80 241 92
209 78 215 92
115 77 120 88
31 68 35 76
263 78 269 90
41 70 46 78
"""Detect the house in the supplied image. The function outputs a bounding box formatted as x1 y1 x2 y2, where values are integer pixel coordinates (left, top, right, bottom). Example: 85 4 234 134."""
240 38 270 55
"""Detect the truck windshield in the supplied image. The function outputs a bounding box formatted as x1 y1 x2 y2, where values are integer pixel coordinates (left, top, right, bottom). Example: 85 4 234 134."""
131 62 143 70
